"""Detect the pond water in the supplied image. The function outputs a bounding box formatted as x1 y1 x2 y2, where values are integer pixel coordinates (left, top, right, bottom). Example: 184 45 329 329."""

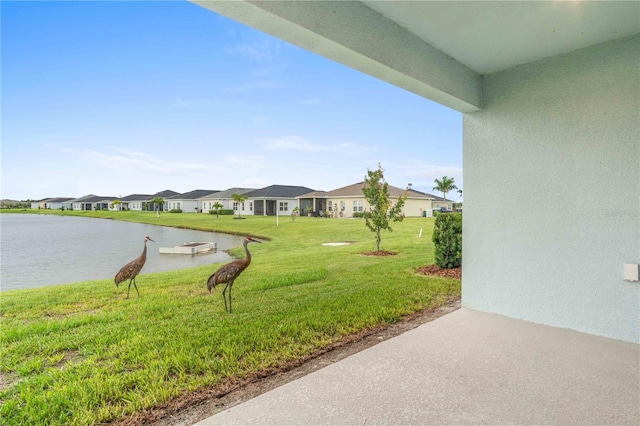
0 214 246 291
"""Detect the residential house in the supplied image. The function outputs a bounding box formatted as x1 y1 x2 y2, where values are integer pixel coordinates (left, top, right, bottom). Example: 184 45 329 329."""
151 190 179 212
31 197 74 210
113 190 178 211
430 195 455 213
198 188 256 213
297 190 328 216
119 194 152 211
312 182 440 218
195 1 639 344
166 189 219 213
244 185 315 216
70 194 117 211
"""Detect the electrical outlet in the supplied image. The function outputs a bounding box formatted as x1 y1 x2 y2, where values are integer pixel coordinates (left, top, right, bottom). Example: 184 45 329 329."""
624 264 639 282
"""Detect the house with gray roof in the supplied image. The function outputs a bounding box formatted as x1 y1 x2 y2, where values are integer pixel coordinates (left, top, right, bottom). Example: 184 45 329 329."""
115 190 178 211
70 194 118 211
119 194 152 211
167 189 220 213
244 185 315 216
32 197 74 210
198 188 256 213
304 182 443 218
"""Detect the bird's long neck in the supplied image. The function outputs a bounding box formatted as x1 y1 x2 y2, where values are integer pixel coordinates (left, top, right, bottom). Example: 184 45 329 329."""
141 240 148 261
243 240 251 264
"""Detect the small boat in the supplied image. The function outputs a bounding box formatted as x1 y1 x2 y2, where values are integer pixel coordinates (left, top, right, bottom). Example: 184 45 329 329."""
159 242 216 255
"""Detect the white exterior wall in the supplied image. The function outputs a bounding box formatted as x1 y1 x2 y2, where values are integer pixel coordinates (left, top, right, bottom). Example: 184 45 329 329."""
200 198 235 212
167 200 197 212
239 200 255 216
463 35 640 343
128 202 145 211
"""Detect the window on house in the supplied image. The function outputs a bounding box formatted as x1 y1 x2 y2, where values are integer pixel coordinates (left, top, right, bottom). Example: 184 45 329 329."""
279 202 288 212
353 200 363 212
328 201 333 212
340 201 345 211
233 202 238 211
242 202 245 211
249 202 253 211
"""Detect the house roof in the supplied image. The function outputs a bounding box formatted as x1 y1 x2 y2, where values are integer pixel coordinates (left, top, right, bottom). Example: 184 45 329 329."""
168 189 220 200
120 194 152 201
429 194 456 203
153 190 179 198
323 182 432 199
70 194 97 203
195 1 639 113
199 187 256 199
42 197 74 203
245 185 316 199
298 190 328 198
79 195 117 203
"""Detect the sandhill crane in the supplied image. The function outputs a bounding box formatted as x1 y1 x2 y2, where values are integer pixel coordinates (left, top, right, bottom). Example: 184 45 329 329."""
115 236 154 298
207 236 261 313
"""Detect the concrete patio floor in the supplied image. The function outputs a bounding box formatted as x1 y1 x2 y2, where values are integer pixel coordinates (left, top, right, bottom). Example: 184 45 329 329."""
195 308 639 425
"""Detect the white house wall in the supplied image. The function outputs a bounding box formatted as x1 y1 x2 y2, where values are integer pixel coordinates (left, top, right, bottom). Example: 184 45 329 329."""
327 197 431 218
463 35 640 343
167 200 197 212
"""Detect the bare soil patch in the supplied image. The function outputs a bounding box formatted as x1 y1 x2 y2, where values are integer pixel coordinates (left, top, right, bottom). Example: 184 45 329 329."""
114 297 461 426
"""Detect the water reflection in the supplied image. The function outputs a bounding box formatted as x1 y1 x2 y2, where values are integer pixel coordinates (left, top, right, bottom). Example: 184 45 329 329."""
0 214 247 291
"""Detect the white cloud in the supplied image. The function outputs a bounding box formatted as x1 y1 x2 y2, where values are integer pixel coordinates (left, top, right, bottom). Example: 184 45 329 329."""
260 135 378 154
225 153 265 168
232 37 283 65
65 148 212 175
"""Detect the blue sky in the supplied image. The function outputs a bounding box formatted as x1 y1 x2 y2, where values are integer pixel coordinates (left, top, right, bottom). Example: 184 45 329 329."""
2 1 463 201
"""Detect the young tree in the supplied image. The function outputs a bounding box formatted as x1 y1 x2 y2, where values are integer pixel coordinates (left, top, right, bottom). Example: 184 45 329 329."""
152 197 164 218
362 163 407 252
433 176 458 200
110 199 122 211
212 202 223 218
232 193 248 218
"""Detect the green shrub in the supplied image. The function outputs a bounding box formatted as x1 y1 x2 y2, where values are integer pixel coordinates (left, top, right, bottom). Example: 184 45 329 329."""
209 209 234 215
432 213 462 269
353 212 365 218
169 209 183 213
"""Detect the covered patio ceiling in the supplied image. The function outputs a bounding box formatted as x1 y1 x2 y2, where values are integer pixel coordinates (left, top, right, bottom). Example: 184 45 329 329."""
192 1 640 113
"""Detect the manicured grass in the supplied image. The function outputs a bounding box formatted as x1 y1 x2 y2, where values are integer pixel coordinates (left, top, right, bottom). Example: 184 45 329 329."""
0 211 459 425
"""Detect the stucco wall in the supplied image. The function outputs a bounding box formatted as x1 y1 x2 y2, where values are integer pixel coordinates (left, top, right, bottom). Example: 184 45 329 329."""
463 35 640 343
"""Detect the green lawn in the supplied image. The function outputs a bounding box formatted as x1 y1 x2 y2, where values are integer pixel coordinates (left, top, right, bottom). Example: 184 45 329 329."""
0 210 460 425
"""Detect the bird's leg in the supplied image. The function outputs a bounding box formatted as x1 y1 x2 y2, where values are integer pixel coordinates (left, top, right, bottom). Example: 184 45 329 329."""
228 284 233 314
222 282 230 312
133 278 140 298
127 279 133 299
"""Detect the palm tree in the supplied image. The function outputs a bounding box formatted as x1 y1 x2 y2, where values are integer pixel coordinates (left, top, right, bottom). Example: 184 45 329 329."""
152 197 164 218
213 202 223 218
232 194 248 218
433 176 458 200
